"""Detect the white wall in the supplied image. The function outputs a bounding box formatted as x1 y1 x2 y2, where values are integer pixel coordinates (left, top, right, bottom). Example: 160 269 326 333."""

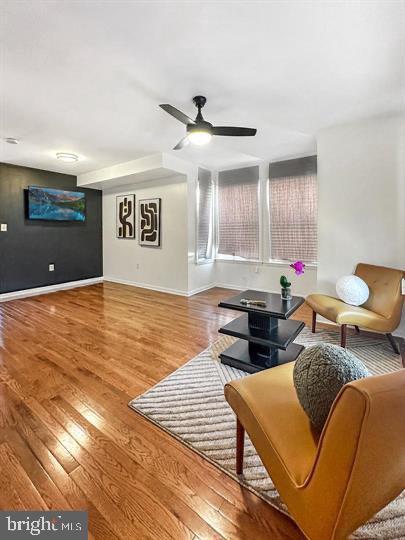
103 175 189 295
317 113 405 335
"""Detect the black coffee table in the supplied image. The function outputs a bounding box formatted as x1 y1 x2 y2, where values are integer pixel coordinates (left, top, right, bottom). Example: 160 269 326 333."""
218 290 305 373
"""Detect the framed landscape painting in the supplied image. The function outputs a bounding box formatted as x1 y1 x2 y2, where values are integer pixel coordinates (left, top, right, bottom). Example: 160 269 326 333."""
116 194 135 238
28 186 86 222
139 198 161 247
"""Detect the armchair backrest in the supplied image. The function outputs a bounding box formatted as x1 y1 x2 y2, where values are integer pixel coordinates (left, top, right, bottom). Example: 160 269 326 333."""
355 263 404 321
316 369 405 538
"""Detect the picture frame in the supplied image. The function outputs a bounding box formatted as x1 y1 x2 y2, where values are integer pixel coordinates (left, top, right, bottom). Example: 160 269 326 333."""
116 194 135 238
139 198 161 247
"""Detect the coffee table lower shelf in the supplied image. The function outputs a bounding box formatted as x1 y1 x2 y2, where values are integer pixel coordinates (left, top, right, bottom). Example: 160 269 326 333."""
219 339 304 374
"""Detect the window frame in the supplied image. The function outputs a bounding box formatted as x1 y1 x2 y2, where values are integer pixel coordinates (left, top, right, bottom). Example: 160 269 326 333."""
215 165 261 262
267 172 318 265
195 168 214 264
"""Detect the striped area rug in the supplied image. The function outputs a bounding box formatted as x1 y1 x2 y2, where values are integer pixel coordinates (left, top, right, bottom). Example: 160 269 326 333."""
129 328 405 539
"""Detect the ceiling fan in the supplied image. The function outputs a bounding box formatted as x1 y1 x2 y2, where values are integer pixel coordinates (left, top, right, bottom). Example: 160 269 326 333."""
159 96 257 150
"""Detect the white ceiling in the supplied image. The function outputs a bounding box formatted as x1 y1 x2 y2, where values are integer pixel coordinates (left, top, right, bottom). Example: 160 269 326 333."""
1 0 404 175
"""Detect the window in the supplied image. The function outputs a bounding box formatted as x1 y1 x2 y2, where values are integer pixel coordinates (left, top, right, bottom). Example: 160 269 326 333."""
269 156 317 263
196 168 213 262
217 166 260 260
195 158 317 266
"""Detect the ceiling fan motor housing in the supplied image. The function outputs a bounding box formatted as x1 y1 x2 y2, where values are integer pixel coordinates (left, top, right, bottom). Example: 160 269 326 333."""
192 95 207 109
187 121 212 135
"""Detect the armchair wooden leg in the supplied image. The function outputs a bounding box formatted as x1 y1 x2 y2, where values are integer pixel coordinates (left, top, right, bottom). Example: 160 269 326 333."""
399 338 405 368
386 333 400 355
340 324 347 348
236 418 245 475
311 311 317 333
354 325 360 333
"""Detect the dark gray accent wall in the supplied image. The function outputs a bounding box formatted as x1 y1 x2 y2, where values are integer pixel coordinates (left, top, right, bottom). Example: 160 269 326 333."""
0 163 102 294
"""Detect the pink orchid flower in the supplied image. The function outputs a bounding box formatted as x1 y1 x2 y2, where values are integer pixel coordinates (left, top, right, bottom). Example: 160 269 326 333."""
290 260 306 276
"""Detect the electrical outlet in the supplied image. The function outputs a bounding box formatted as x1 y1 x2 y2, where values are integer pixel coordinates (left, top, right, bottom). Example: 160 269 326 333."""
49 264 55 272
402 279 405 295
0 224 7 232
136 263 140 270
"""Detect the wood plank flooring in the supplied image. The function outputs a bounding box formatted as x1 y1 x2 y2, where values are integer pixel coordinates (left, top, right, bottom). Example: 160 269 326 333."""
0 283 321 539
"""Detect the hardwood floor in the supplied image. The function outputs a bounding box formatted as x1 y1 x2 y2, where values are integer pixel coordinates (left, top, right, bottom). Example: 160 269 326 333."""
0 283 320 539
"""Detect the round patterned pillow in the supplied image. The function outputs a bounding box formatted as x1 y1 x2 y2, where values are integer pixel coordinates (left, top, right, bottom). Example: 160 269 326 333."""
336 275 369 306
293 344 369 431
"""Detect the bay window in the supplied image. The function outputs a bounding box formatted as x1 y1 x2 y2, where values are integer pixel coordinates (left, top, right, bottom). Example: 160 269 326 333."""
195 156 317 265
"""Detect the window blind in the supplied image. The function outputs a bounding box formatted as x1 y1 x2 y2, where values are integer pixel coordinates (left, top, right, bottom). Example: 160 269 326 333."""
196 168 213 261
217 166 260 260
269 156 317 263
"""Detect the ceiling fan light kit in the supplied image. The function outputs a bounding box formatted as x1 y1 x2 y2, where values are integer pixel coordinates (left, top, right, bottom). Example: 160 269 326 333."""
159 95 257 150
187 130 212 145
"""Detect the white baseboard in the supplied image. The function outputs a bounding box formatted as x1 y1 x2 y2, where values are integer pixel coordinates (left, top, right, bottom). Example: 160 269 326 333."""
214 282 245 291
0 277 104 303
187 283 217 296
104 276 190 297
105 277 221 297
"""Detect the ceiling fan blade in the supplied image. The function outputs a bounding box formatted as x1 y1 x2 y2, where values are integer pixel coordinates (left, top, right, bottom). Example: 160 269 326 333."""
212 126 257 137
159 104 195 125
173 136 189 150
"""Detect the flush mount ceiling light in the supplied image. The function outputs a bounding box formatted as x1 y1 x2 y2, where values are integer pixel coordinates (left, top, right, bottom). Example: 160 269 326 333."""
159 95 257 150
5 137 19 144
56 152 79 162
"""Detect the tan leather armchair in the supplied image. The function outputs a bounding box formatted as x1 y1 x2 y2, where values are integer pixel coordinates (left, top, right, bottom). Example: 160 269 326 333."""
225 363 405 540
306 263 404 352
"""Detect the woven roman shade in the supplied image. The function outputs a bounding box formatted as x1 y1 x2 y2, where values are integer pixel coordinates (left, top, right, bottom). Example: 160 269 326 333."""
217 166 260 260
196 168 213 261
269 156 317 263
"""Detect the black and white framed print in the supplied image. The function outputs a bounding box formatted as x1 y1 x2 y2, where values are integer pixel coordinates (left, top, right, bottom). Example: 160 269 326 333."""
139 198 161 247
116 194 135 238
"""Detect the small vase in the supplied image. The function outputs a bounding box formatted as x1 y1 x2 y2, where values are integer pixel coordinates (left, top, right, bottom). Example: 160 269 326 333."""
281 287 292 301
